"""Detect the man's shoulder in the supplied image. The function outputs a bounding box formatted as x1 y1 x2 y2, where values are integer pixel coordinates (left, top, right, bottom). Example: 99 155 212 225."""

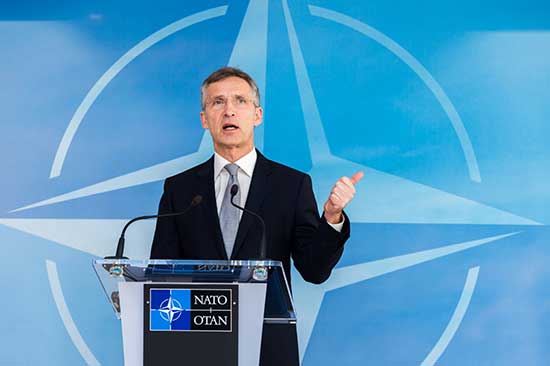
261 154 309 183
164 158 211 187
161 152 309 185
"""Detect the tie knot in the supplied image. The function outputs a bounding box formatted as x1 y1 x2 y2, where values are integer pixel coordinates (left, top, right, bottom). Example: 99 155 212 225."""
224 163 239 177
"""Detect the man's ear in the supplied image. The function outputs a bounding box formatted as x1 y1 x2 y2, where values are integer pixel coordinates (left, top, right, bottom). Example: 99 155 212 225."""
254 106 263 127
200 111 209 129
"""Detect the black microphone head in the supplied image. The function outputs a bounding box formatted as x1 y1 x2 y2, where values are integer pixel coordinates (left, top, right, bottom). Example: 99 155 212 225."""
230 184 239 197
191 195 203 206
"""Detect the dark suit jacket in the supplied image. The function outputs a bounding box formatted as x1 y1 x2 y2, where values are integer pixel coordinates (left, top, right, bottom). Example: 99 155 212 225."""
150 150 350 365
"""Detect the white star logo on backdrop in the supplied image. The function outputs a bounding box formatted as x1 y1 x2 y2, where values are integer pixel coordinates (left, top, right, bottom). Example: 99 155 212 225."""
0 1 542 365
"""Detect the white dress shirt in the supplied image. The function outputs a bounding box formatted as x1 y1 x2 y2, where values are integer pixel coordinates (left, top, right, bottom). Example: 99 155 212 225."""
213 148 343 231
214 149 257 220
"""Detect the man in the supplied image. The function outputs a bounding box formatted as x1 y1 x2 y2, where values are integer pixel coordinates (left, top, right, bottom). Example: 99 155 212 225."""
151 67 363 365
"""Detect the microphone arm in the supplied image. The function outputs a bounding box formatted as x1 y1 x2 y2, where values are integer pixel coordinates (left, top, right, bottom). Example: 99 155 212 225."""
105 195 203 259
229 185 268 260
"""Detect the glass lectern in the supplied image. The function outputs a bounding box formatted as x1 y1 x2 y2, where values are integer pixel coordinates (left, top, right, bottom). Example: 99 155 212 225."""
94 259 295 366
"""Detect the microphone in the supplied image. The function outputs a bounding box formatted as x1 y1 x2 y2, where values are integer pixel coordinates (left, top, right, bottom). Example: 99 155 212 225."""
105 195 203 259
229 185 268 260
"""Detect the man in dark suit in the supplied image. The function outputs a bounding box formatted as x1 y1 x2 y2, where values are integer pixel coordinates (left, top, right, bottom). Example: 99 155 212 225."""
151 67 363 365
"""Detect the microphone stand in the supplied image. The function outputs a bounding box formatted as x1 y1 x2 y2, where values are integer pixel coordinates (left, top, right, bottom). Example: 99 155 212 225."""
229 185 269 281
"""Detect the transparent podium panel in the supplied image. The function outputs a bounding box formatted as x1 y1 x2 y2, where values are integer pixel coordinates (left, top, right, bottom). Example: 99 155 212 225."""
93 259 296 324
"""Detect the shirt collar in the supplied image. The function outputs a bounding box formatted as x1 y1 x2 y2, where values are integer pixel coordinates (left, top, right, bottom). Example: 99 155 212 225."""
214 148 257 179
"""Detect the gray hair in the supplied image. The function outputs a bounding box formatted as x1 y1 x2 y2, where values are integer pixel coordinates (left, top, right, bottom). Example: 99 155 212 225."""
200 67 260 110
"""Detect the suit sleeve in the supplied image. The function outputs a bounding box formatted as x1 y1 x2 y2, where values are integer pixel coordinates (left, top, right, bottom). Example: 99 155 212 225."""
150 180 181 259
291 174 350 284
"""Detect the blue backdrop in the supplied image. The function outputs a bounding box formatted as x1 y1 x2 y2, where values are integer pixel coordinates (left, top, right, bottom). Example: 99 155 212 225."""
1 1 549 365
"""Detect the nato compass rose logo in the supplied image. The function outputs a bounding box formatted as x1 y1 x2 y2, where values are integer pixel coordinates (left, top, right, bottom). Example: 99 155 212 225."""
0 1 543 366
159 297 184 323
150 289 189 331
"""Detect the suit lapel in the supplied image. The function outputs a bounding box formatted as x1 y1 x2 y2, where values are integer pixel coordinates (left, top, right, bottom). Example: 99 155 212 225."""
196 156 228 260
231 151 272 258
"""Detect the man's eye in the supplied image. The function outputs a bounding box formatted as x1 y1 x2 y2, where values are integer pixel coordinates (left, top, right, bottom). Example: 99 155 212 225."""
213 99 225 105
236 97 247 104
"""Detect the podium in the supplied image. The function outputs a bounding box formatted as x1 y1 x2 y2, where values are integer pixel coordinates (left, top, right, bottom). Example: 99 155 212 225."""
94 259 296 366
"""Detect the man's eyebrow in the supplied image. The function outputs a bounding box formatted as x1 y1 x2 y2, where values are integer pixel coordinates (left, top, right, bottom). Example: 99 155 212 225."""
209 94 226 100
208 93 249 99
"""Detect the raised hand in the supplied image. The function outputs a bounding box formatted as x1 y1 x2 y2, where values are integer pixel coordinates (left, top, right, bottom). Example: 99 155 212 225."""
323 171 364 224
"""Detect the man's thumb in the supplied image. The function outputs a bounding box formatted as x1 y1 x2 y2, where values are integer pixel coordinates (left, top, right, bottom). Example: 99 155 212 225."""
350 171 364 185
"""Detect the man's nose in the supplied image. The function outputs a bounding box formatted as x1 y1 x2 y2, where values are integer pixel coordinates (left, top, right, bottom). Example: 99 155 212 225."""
223 100 236 116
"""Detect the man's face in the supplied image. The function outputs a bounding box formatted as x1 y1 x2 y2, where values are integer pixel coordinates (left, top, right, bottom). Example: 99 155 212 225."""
200 76 263 153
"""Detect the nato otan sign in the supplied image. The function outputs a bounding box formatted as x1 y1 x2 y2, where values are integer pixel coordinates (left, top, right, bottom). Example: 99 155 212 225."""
149 288 232 332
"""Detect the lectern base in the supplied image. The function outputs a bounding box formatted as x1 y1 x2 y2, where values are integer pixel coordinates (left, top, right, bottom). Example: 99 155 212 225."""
260 323 299 366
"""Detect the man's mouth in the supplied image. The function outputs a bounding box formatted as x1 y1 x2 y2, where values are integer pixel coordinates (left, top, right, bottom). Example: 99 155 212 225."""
222 123 239 131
